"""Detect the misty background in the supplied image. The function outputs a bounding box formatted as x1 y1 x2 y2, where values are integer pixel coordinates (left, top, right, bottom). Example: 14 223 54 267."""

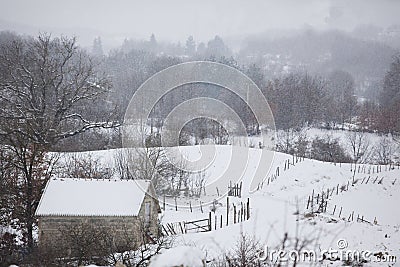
1 0 400 150
1 0 400 48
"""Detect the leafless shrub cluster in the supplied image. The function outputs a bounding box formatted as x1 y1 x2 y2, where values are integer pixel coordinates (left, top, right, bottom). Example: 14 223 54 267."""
276 131 352 163
276 129 309 157
60 152 114 179
114 147 207 197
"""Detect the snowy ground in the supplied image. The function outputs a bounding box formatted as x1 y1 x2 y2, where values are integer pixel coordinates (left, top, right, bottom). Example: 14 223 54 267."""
158 147 400 266
67 141 400 266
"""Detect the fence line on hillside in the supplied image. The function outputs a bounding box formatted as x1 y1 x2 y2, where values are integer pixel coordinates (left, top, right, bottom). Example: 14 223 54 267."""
161 197 250 236
228 181 242 197
256 154 306 191
304 173 393 225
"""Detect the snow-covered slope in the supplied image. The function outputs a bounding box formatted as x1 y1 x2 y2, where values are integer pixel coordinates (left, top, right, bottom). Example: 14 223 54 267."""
157 146 400 266
66 145 399 266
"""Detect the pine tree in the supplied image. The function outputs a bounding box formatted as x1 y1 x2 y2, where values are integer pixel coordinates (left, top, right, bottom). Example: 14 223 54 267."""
185 35 196 56
92 36 103 57
149 33 158 53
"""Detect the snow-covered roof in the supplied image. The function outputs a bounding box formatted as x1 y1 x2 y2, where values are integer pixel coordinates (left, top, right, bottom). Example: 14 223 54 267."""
35 178 152 217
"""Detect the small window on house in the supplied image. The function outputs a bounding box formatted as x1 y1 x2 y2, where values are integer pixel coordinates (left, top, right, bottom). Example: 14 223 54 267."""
145 201 151 225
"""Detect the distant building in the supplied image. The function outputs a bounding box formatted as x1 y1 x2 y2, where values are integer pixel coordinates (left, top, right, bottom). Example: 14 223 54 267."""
35 178 161 251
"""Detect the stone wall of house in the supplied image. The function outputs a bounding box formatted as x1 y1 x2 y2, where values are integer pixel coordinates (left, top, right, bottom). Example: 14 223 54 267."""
38 216 143 251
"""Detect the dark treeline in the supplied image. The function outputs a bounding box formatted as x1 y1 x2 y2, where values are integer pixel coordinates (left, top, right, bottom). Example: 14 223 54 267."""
101 31 400 133
69 31 400 148
1 30 399 153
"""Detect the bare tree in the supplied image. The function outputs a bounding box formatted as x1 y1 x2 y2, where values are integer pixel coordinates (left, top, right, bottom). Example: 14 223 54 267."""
379 55 400 133
114 147 192 196
188 170 207 197
327 70 357 128
346 131 372 163
0 33 118 249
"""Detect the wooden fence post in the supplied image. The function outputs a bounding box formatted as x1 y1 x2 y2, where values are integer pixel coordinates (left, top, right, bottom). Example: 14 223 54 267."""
226 197 229 226
247 198 250 220
234 204 237 224
163 194 166 211
241 202 244 221
208 212 212 231
321 193 324 212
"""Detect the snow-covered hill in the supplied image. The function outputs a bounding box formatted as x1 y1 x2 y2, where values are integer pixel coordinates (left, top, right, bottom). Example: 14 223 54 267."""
75 145 400 266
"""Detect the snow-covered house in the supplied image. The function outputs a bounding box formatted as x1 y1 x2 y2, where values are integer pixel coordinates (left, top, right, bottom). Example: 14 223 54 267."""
35 178 161 250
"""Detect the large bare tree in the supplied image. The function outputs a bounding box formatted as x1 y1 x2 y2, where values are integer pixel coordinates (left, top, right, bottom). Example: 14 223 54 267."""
346 131 372 164
0 33 118 249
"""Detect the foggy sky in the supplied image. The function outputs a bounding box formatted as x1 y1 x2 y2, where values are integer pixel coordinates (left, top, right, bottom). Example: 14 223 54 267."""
1 0 400 47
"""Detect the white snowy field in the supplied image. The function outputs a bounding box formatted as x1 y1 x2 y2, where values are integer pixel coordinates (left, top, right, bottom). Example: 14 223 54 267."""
158 147 400 266
63 143 400 266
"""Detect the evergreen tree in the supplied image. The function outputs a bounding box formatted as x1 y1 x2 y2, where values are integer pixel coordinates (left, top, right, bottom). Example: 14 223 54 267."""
185 35 196 56
149 33 158 53
92 36 103 57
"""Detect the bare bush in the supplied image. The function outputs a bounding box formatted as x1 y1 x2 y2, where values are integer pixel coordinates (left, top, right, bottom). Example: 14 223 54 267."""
374 135 397 165
310 135 351 163
276 129 298 154
114 147 194 196
276 129 309 157
226 232 263 267
60 153 114 179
